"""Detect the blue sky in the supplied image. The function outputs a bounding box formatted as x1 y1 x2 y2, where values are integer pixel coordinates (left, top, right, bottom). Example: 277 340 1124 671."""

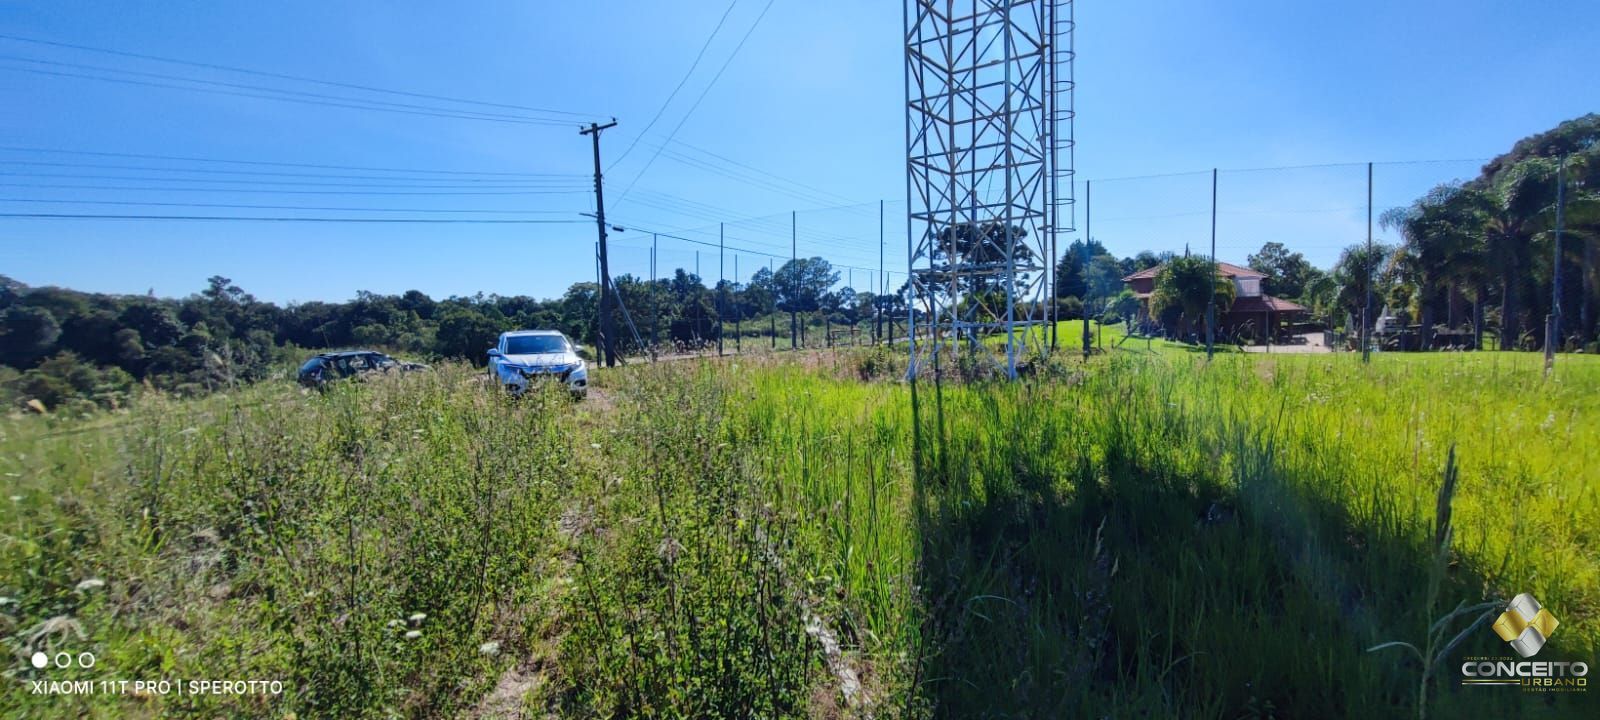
1 0 1595 303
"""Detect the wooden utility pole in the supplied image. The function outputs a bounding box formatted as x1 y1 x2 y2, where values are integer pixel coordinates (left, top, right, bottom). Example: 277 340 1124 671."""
580 120 619 367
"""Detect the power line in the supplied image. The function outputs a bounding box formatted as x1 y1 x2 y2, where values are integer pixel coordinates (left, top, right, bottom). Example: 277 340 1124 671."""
2 65 578 126
613 218 882 275
622 199 885 255
613 0 777 204
0 183 588 196
0 33 601 118
605 0 741 172
647 145 860 209
0 171 586 188
664 137 863 206
0 145 571 177
0 198 579 214
0 159 584 181
0 55 571 124
0 212 590 224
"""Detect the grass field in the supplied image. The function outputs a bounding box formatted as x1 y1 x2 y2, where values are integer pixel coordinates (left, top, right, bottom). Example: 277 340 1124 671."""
3 349 1596 718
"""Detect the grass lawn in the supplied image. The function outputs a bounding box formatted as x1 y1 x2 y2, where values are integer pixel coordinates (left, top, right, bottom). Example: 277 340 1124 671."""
981 319 1241 357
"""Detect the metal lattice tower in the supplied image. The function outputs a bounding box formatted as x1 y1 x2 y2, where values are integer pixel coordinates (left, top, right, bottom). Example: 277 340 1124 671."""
903 0 1075 378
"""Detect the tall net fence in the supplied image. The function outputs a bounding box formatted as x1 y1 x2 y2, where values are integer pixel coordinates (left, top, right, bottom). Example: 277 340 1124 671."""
597 154 1595 361
597 199 913 356
1068 159 1552 354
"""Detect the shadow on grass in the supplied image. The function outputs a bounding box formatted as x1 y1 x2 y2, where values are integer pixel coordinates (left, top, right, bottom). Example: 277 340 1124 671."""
907 381 1596 718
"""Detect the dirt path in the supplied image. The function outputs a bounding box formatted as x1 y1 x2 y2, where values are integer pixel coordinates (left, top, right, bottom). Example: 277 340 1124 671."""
469 385 617 719
472 657 555 719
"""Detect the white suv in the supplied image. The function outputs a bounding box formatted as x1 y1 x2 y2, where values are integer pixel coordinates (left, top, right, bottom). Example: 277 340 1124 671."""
487 330 589 398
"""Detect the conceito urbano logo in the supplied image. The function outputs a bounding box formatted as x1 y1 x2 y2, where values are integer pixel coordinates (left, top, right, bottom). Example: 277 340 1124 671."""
1458 593 1587 693
1493 593 1559 658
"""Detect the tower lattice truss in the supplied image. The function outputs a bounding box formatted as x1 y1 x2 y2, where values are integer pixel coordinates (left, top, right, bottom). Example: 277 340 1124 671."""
905 0 1074 377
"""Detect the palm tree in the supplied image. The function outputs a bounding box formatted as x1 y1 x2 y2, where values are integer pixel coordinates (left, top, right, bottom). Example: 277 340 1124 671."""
1382 184 1491 347
1332 241 1396 332
1482 159 1560 349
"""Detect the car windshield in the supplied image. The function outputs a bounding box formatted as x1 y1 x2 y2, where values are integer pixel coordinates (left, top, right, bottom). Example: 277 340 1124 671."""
504 335 568 355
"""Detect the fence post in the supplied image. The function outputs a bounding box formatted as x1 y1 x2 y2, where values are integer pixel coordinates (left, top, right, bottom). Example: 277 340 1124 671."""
734 254 741 354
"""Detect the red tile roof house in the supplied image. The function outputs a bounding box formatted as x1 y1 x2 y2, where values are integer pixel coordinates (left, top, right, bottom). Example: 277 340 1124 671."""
1122 261 1308 343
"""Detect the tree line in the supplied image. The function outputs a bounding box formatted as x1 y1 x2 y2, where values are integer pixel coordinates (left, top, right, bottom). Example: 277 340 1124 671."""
0 256 905 412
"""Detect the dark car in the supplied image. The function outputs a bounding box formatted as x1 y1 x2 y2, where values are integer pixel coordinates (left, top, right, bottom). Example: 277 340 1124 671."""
297 350 428 389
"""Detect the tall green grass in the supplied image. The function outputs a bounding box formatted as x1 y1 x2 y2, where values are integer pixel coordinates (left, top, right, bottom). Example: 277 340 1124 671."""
635 351 1598 716
2 351 1595 717
3 367 583 717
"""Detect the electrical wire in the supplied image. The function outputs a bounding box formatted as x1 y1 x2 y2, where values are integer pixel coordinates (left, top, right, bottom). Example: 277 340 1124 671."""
609 218 881 275
648 145 860 209
0 183 587 196
0 55 569 124
665 137 862 206
0 172 587 189
0 33 601 118
0 198 579 214
0 145 571 177
3 65 578 126
605 0 741 171
0 159 581 180
0 213 590 223
613 0 778 204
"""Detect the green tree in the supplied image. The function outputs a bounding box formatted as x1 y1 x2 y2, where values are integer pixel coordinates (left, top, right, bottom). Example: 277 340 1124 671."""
0 305 62 367
1120 250 1171 277
773 258 839 314
1247 242 1319 299
1332 242 1396 327
743 268 778 316
1151 255 1235 339
1085 254 1124 312
434 307 502 362
1054 238 1110 299
1106 288 1141 324
1382 183 1491 344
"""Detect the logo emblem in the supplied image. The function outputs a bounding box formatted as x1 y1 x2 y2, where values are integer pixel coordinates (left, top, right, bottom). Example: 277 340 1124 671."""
1492 593 1559 657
